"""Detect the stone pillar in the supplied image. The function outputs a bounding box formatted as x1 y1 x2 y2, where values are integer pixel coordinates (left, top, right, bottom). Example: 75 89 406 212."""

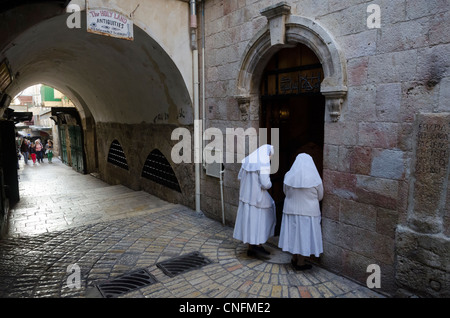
408 113 449 234
395 113 450 297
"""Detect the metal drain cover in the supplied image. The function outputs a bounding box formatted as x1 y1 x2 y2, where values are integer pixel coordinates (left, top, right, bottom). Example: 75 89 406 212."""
96 268 158 298
156 251 213 277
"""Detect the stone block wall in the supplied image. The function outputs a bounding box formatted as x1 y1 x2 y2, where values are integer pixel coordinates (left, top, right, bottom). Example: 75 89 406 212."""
202 0 449 296
96 122 195 210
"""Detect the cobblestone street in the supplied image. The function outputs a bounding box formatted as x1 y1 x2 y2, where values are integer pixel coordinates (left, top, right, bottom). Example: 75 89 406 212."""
0 159 385 298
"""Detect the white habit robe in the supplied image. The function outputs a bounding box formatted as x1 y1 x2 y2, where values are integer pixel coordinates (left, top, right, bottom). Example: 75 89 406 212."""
278 153 324 257
233 145 276 245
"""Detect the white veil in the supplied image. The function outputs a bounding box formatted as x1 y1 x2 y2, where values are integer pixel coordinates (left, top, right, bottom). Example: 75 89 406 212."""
239 144 274 178
283 153 322 188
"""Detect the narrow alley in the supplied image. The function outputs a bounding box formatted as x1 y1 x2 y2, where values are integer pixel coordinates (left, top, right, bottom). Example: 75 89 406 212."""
0 159 384 299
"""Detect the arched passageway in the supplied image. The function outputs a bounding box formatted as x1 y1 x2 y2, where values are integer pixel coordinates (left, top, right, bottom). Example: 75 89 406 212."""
0 1 196 237
3 10 193 125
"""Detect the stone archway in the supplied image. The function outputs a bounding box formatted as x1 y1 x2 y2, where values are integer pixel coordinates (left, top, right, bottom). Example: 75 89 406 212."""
236 4 348 122
0 1 197 213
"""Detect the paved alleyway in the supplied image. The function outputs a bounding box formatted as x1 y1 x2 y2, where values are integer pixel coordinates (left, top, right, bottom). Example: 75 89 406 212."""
0 158 385 298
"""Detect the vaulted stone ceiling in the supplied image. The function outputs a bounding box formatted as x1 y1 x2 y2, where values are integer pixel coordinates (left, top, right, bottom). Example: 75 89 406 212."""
1 2 193 125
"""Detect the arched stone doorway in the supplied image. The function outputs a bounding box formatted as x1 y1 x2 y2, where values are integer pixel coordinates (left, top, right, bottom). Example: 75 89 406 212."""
260 44 325 234
235 5 348 234
236 11 348 122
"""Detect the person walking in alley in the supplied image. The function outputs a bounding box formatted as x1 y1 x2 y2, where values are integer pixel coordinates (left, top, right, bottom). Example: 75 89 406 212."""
30 142 37 164
36 139 44 163
45 140 53 163
20 139 30 165
278 153 324 271
35 139 44 163
233 144 276 258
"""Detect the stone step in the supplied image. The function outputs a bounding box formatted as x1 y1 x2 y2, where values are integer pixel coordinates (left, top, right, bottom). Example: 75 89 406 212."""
49 184 136 202
12 187 173 216
10 161 180 237
14 188 160 212
13 184 132 208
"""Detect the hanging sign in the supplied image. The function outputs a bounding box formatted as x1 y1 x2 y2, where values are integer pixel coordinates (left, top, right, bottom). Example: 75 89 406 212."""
87 8 134 41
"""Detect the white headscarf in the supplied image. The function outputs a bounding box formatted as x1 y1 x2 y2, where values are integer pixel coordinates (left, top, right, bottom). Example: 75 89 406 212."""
284 153 322 188
239 144 274 177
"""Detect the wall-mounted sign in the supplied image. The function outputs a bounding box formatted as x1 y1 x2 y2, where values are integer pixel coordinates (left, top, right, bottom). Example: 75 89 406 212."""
0 59 12 94
87 8 133 41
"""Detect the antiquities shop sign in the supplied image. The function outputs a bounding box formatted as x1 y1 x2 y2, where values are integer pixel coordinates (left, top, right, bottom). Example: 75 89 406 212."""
87 8 133 41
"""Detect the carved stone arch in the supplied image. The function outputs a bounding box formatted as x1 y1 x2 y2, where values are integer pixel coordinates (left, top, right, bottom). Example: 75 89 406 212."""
236 11 348 122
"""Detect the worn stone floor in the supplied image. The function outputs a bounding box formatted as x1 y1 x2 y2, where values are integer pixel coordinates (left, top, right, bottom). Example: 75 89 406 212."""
0 158 385 299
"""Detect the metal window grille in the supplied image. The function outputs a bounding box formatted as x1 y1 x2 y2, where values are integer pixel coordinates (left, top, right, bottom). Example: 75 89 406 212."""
156 252 213 278
96 269 158 298
141 149 181 192
107 139 129 170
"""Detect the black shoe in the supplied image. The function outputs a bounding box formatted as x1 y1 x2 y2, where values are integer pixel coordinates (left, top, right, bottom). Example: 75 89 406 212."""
291 260 312 271
254 245 270 255
247 246 270 260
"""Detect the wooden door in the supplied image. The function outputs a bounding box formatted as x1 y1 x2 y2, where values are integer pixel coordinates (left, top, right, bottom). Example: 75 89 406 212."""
260 44 325 235
69 125 84 173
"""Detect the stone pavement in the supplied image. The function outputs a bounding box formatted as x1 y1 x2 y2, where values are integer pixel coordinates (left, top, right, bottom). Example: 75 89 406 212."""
0 158 385 298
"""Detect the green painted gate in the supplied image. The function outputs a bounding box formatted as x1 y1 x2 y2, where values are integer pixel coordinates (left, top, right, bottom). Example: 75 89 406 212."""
69 125 84 173
58 124 84 173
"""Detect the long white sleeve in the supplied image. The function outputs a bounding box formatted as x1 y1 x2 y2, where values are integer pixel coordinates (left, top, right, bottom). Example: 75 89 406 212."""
259 172 272 190
317 183 324 201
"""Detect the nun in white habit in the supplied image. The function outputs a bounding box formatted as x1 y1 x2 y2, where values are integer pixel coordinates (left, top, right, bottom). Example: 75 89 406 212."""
278 153 324 270
233 144 276 257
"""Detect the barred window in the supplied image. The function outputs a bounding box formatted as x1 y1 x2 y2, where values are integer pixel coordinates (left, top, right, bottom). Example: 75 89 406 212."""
107 139 129 170
142 149 181 192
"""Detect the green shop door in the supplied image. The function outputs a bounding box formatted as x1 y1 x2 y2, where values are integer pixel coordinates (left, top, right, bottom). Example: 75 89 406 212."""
59 125 68 164
69 125 84 173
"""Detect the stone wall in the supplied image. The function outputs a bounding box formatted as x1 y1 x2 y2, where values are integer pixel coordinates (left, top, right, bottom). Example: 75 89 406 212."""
202 0 449 296
96 122 195 210
395 113 449 297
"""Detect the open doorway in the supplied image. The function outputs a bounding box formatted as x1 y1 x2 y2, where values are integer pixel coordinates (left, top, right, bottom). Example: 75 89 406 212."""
260 44 325 235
